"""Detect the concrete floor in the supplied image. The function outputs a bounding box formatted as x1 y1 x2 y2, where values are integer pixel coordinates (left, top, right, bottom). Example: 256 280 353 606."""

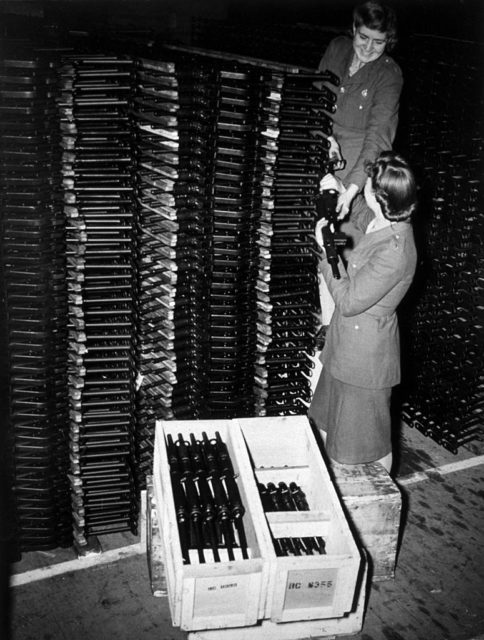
7 425 484 640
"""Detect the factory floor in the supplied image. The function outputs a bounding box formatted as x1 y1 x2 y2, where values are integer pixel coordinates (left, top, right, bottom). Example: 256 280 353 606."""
8 424 484 640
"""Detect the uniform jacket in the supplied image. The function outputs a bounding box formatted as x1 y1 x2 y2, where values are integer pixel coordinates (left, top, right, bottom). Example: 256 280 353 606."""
318 36 403 190
320 197 417 389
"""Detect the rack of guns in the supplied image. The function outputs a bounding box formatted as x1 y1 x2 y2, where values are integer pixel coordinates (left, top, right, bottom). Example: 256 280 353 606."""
257 482 326 556
166 431 249 564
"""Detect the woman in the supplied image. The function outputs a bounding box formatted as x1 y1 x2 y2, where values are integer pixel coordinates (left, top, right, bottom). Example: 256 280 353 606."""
308 152 417 473
318 1 402 219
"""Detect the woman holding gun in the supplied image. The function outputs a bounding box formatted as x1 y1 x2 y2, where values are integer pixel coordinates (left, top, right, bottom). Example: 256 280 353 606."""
315 1 403 327
317 0 403 220
308 152 417 473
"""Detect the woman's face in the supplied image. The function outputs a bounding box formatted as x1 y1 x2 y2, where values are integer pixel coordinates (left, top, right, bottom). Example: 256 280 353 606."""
352 24 387 64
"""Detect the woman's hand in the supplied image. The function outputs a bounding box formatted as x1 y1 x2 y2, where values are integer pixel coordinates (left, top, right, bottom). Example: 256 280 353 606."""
315 217 331 251
327 136 345 171
336 183 359 218
319 173 345 194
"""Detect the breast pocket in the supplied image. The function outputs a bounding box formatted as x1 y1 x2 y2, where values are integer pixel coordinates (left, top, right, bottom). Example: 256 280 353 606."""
339 83 370 130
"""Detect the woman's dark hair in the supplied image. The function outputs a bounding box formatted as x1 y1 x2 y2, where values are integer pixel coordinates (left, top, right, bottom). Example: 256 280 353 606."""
366 152 417 221
353 1 398 51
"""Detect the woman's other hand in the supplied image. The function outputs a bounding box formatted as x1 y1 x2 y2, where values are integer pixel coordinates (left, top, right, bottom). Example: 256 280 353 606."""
327 136 345 170
319 173 345 194
315 217 331 251
336 183 359 218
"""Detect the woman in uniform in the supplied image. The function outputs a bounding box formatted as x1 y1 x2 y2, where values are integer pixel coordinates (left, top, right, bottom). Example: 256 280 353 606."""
315 0 403 326
308 152 418 474
318 1 402 218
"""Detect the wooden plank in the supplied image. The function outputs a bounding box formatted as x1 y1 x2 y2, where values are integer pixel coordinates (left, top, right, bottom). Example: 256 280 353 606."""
399 454 484 486
397 421 479 476
139 489 147 555
145 477 167 597
10 544 144 587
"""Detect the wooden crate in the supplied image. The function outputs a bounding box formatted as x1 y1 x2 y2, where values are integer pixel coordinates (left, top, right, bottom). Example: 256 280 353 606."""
330 461 402 581
147 470 368 640
236 415 362 623
153 419 274 632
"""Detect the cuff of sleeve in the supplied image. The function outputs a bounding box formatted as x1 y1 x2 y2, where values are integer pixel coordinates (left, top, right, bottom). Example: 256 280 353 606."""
344 172 366 191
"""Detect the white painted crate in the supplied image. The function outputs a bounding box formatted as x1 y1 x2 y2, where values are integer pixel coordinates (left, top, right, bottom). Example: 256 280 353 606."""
153 419 274 632
236 415 362 623
146 473 368 640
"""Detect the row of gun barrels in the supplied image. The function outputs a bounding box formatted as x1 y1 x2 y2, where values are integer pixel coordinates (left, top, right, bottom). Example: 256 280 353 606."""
166 431 249 564
258 481 326 557
165 431 325 563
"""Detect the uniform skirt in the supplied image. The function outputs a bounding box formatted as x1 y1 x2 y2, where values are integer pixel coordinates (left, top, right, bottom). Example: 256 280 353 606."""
308 366 392 464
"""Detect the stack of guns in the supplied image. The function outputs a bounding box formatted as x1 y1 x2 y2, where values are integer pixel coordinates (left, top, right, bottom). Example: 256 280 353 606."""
204 66 272 419
1 43 341 553
258 481 326 556
132 52 340 465
166 431 249 564
254 71 339 415
399 36 483 452
0 51 72 552
59 55 139 545
132 58 211 484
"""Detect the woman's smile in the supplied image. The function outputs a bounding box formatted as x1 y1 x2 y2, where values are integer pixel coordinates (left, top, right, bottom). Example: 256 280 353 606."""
353 25 387 63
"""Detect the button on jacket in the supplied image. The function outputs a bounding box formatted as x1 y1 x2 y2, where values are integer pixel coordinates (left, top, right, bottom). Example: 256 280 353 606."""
317 36 403 189
319 197 417 389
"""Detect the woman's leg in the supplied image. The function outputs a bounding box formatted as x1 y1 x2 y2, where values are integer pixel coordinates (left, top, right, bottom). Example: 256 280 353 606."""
308 366 331 449
375 451 393 474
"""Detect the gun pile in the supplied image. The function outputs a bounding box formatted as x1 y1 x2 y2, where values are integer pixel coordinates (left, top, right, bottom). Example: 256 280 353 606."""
0 50 72 552
258 481 326 556
253 70 339 416
166 431 249 564
399 35 483 453
1 42 339 554
132 52 340 463
132 57 212 486
60 54 139 546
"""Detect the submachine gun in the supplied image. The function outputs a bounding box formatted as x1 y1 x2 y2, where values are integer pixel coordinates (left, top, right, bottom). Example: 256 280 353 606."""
314 160 348 280
315 140 348 280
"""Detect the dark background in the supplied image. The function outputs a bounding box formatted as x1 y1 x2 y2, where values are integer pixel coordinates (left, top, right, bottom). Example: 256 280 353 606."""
1 0 483 45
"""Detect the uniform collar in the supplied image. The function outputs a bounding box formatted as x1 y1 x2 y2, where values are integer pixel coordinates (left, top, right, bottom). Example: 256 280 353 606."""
360 220 410 243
